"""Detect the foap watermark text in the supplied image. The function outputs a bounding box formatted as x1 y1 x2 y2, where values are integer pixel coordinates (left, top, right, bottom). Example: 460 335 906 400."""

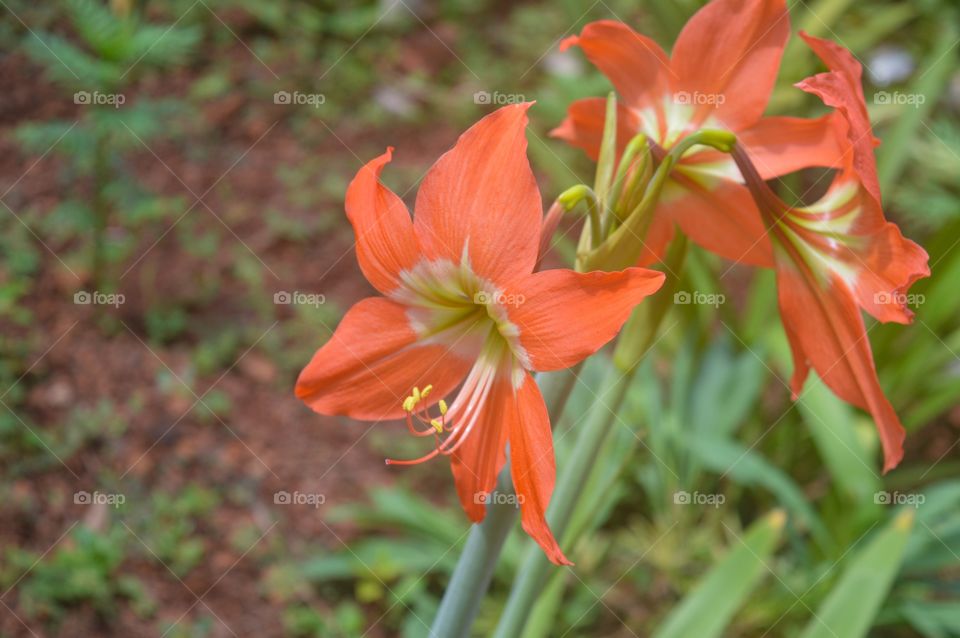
674 490 725 508
674 290 725 307
75 490 126 508
274 490 326 508
75 290 125 307
274 291 326 307
274 91 326 108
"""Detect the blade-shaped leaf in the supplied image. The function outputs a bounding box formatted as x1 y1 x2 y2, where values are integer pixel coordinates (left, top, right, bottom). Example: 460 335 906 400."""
653 510 786 638
799 510 914 638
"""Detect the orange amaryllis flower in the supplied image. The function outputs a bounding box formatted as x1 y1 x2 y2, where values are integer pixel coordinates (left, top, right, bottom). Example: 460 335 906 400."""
553 0 842 265
732 33 929 472
295 103 665 563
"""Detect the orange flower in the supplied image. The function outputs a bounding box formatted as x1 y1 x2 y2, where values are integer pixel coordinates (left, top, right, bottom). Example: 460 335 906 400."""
552 0 842 266
732 33 929 472
295 104 665 563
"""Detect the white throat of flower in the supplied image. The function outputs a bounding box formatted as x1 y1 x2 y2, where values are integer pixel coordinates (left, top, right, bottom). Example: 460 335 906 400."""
385 250 530 466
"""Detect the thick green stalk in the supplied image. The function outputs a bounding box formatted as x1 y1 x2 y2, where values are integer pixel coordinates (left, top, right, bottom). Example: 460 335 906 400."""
494 239 684 636
554 184 601 251
430 367 579 638
493 364 636 638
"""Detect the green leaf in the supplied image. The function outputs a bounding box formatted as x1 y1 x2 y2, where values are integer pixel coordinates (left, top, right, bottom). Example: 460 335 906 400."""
653 510 786 638
877 14 959 191
796 377 881 502
900 601 960 637
689 342 765 439
799 510 914 638
688 436 830 549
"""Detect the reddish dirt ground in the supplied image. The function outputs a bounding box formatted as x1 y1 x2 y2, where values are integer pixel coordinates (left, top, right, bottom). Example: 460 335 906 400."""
0 43 464 636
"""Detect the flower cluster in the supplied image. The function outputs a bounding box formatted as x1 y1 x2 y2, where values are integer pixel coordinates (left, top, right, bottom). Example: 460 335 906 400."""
295 0 927 562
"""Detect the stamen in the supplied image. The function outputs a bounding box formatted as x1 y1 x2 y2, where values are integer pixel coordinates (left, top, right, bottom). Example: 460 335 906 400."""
385 448 441 466
391 381 457 457
387 362 498 465
401 385 441 437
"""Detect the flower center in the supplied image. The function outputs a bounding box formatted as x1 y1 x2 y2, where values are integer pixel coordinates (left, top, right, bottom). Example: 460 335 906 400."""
385 255 530 466
392 255 529 377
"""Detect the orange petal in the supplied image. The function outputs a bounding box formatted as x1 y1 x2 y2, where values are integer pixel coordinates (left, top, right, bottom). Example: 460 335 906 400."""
564 20 671 112
345 148 420 295
738 115 844 179
449 375 511 522
776 259 905 472
796 32 880 202
508 373 571 565
786 177 929 325
549 97 638 161
295 298 470 421
509 267 665 371
664 177 774 267
414 103 542 284
671 0 789 131
852 219 929 324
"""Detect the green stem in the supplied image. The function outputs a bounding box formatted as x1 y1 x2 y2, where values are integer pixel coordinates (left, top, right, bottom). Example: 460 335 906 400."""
609 135 650 229
579 129 735 272
494 239 683 636
556 184 602 251
593 92 618 206
430 367 580 638
493 364 636 638
614 234 688 373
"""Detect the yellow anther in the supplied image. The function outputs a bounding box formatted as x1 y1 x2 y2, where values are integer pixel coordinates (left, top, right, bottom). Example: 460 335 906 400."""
438 399 448 416
431 418 443 433
402 396 417 412
412 387 421 403
421 384 433 399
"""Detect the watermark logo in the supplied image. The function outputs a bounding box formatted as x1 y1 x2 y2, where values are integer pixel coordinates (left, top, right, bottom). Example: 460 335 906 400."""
473 90 525 106
74 91 125 108
273 490 325 508
474 491 525 506
274 91 326 108
673 90 725 106
474 290 525 308
74 290 125 307
874 490 924 508
674 290 725 308
874 91 925 107
74 490 126 508
874 291 924 307
274 291 326 307
674 490 725 508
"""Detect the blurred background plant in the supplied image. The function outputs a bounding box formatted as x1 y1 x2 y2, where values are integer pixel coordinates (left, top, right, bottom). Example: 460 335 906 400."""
0 0 957 636
15 0 198 292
